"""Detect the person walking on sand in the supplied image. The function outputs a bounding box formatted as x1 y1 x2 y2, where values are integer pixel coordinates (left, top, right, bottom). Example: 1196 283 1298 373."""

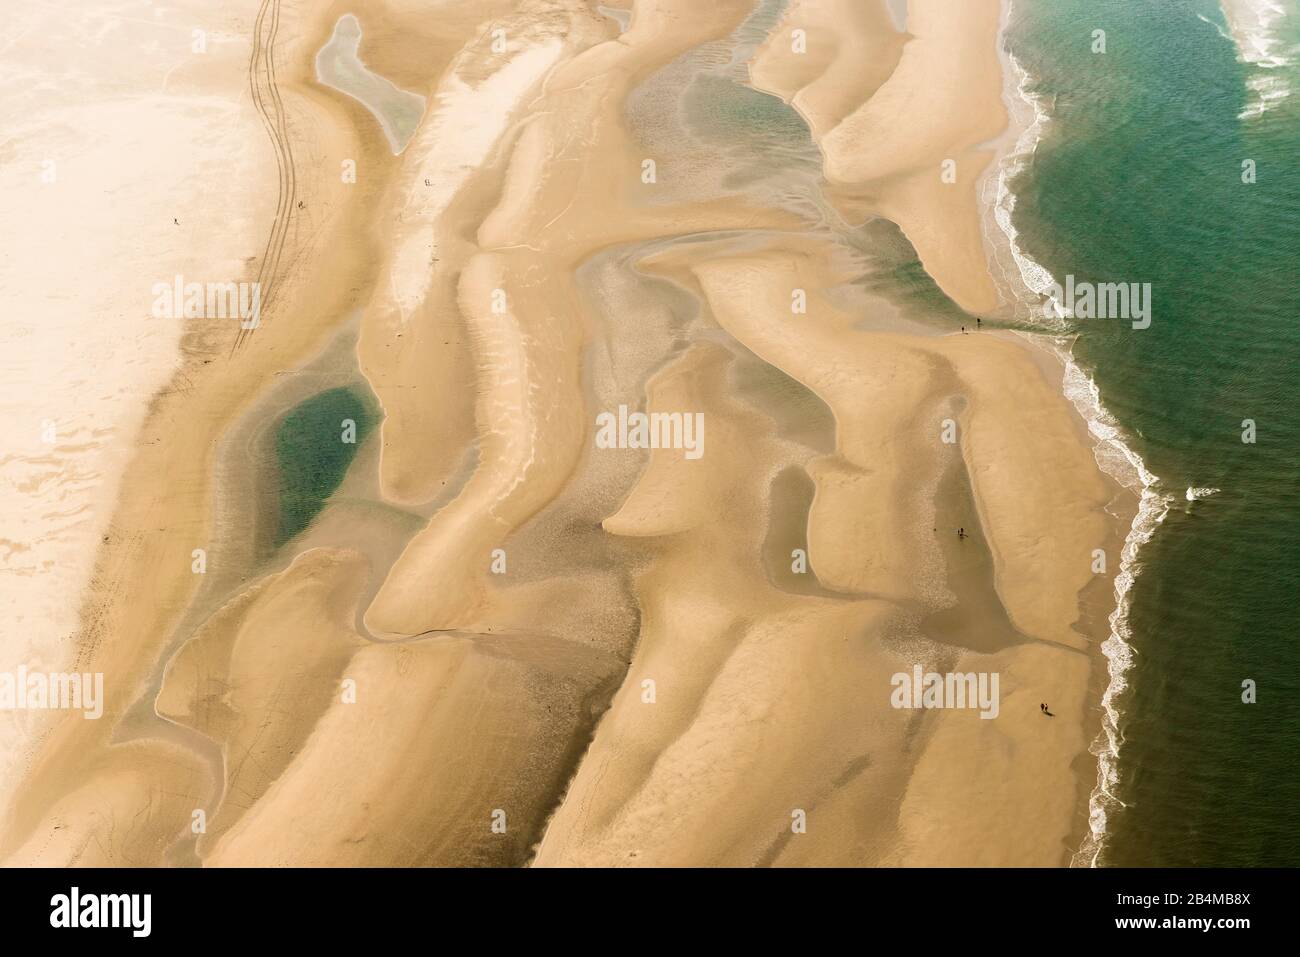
957 527 965 540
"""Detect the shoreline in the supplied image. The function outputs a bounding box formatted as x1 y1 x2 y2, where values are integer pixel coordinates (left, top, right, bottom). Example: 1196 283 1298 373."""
528 0 1124 867
751 0 1149 865
981 0 1064 324
983 0 1172 866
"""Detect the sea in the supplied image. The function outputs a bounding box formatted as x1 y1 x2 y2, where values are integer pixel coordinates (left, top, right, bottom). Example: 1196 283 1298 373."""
1001 0 1300 865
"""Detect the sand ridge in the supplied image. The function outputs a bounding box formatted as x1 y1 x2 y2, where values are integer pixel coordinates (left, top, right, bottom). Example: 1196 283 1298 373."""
751 0 1009 315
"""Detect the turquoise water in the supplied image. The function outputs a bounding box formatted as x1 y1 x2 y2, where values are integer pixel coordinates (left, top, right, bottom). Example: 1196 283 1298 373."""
1007 0 1300 865
315 14 426 154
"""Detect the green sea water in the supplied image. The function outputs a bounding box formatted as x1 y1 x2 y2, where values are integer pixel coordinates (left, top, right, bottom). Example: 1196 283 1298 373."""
1006 0 1300 865
274 387 373 546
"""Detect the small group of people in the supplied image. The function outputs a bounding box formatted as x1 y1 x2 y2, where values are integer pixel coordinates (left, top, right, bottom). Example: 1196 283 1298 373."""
1039 703 1054 717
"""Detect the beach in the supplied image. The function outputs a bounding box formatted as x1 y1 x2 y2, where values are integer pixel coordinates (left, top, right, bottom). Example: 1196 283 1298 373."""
1 0 1136 868
0 0 282 833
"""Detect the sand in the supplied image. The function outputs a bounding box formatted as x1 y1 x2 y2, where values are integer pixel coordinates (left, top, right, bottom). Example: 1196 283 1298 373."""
534 235 1117 866
752 0 1009 315
0 0 280 818
2 0 1131 870
0 0 411 863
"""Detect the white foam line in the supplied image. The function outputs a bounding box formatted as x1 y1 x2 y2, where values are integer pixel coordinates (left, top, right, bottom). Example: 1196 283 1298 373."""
992 52 1062 310
991 2 1176 867
1198 11 1236 44
1056 346 1175 868
983 3 1070 328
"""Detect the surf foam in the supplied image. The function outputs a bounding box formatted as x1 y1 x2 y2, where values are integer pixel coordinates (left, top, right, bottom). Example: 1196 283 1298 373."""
982 3 1069 328
1057 350 1175 868
1216 0 1295 120
991 0 1177 868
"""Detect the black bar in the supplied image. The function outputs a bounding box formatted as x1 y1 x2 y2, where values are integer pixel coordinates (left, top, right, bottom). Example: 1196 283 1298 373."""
0 867 1279 942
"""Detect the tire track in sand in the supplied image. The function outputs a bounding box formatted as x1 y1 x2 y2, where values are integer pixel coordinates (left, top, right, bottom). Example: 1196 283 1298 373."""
235 0 296 353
